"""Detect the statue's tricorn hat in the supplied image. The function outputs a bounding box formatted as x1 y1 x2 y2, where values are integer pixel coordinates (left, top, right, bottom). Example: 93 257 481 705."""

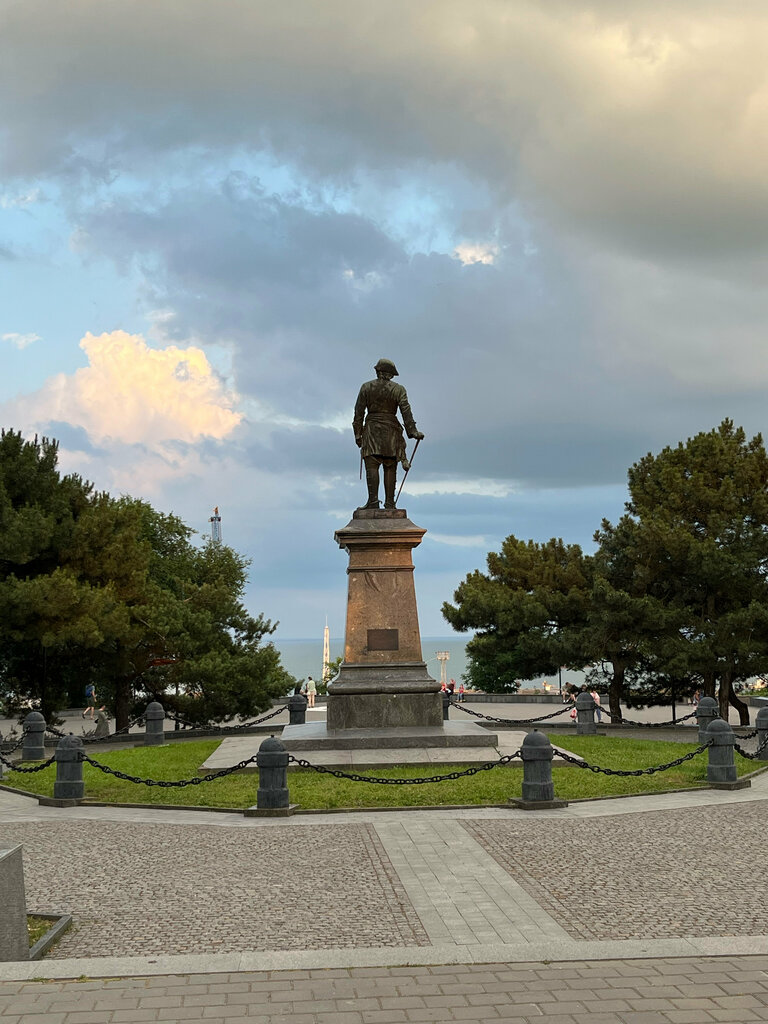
375 358 399 376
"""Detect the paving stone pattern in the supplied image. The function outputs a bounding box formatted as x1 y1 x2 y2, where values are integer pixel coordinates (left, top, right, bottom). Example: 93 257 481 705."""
4 956 768 1022
464 802 768 940
0 820 428 958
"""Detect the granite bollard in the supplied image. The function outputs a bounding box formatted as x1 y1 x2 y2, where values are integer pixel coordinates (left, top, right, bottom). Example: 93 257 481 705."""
256 736 291 813
0 845 28 961
707 718 750 789
442 694 451 721
93 707 110 740
510 730 568 810
696 695 719 743
144 701 166 746
287 693 308 726
575 691 597 735
756 705 768 761
22 711 46 761
54 734 84 802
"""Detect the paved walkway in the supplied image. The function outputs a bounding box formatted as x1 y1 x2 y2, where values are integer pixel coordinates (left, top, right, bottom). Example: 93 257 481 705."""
2 744 768 1020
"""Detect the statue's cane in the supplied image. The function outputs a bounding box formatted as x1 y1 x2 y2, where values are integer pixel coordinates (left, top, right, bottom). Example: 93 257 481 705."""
395 437 421 506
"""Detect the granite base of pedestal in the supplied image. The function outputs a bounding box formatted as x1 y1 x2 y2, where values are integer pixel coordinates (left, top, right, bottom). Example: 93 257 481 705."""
327 662 442 730
281 720 498 751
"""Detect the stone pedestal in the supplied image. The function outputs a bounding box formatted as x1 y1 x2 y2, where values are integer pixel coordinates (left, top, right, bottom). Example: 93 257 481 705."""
328 508 441 731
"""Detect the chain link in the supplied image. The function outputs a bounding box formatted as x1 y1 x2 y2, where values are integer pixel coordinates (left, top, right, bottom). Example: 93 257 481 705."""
286 751 522 784
734 730 768 761
46 715 144 746
79 751 260 787
0 731 27 754
0 752 57 773
555 741 711 776
163 706 286 732
598 706 699 728
450 702 572 725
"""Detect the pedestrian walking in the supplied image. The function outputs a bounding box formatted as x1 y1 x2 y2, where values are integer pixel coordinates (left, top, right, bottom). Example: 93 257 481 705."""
589 687 602 723
82 682 97 719
306 675 317 708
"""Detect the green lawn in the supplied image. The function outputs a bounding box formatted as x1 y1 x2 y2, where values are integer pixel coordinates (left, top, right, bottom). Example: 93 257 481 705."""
2 735 760 810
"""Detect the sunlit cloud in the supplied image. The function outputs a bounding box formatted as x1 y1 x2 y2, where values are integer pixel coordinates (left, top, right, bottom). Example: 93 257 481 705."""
2 330 242 446
453 242 499 266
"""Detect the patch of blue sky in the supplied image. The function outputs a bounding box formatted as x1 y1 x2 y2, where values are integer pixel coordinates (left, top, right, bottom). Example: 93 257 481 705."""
101 145 506 260
1 194 148 401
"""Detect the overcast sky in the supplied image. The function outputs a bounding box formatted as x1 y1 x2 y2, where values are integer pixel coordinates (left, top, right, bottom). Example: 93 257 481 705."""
2 1 768 639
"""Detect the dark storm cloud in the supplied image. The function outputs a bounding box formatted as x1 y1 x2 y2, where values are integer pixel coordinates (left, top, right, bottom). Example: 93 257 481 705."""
3 2 768 264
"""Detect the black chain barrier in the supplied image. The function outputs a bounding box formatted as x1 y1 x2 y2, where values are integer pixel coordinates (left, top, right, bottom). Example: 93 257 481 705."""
163 706 286 732
450 702 572 725
79 751 261 787
0 752 57 773
0 731 27 754
286 751 522 784
46 715 144 745
736 729 758 739
734 731 768 761
598 706 699 728
555 741 711 776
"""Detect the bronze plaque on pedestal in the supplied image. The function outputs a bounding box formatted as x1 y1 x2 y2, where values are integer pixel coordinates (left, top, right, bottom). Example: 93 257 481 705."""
367 628 399 651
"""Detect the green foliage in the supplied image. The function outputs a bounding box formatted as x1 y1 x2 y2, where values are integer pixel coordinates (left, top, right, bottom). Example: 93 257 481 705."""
442 536 591 692
599 420 768 720
0 429 295 725
444 420 768 721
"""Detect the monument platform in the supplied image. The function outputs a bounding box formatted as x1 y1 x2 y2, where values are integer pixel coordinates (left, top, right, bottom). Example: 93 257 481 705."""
280 721 498 751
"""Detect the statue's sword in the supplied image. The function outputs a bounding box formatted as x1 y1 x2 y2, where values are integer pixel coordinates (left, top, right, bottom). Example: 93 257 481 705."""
395 437 421 506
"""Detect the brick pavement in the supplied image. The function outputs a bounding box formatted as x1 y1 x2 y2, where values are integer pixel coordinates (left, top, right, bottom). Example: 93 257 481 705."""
0 820 428 957
4 956 768 1022
464 802 768 940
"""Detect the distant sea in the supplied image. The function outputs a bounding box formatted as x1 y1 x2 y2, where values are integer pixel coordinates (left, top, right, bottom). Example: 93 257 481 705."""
274 636 471 684
273 636 587 691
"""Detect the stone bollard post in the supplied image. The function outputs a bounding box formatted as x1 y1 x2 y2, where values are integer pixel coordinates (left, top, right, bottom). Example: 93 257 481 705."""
53 734 85 802
575 692 597 735
510 730 568 809
255 736 291 814
22 712 46 761
696 695 719 743
707 718 750 789
442 694 451 721
144 702 166 746
287 693 308 726
756 706 768 761
0 845 28 962
93 708 110 740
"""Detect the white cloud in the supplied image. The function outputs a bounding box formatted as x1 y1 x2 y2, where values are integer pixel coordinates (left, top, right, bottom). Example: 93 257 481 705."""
453 242 499 265
404 478 515 499
2 330 242 446
2 332 40 349
428 533 488 548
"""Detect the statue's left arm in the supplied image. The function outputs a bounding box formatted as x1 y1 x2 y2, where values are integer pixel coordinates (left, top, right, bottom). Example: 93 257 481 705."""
398 387 424 440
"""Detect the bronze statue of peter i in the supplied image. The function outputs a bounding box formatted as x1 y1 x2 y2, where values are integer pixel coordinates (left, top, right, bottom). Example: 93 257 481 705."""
353 358 424 509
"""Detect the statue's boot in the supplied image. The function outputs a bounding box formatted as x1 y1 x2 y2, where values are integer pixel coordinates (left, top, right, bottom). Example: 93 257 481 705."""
358 461 380 510
383 462 397 509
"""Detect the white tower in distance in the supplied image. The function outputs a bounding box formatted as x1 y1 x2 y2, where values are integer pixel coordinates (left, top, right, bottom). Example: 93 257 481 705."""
209 506 222 543
322 617 331 683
